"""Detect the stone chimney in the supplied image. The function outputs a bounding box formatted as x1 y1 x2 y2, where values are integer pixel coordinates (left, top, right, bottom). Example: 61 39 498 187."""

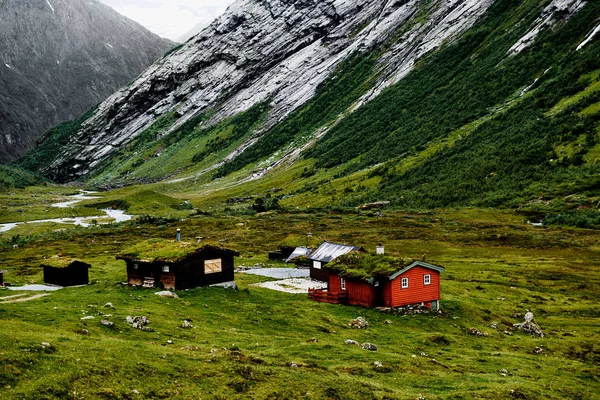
376 243 384 255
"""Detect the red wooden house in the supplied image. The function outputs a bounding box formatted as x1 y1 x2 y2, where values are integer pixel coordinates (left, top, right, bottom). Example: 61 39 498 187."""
309 253 445 310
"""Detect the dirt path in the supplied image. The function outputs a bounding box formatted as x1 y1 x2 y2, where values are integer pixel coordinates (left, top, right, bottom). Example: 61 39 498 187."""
0 293 50 304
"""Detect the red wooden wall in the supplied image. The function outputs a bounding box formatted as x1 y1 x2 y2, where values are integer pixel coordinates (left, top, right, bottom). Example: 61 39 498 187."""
385 266 440 308
328 273 376 307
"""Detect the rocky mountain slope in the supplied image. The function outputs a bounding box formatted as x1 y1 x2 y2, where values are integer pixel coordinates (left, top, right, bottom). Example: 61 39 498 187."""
21 0 600 211
0 0 174 162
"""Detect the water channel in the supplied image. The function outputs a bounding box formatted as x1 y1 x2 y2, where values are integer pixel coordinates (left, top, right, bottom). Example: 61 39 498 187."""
0 192 133 233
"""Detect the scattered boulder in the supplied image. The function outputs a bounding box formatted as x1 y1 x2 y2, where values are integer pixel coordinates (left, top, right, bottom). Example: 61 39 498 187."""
532 346 545 355
155 291 178 298
357 201 390 210
104 302 115 309
500 368 508 377
306 337 318 343
126 316 152 331
390 304 434 315
289 362 299 368
181 320 193 329
344 339 360 346
468 327 488 337
361 343 378 351
373 361 384 369
384 320 393 325
41 342 52 350
101 320 115 328
167 340 173 344
80 316 95 321
488 322 499 329
349 317 369 329
513 311 544 337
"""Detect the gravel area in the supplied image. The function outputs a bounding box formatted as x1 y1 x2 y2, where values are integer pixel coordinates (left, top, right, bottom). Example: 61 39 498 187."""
252 278 327 294
239 268 309 279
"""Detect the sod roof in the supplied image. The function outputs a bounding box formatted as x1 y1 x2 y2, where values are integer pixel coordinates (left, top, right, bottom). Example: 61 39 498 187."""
326 253 444 281
117 239 238 263
41 257 90 269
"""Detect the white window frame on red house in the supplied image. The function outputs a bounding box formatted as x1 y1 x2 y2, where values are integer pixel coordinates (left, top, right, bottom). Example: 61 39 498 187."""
401 277 409 288
424 274 431 285
340 278 346 290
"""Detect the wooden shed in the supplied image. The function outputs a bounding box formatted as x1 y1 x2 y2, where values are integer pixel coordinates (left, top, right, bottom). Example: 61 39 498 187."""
0 270 7 286
309 253 445 310
42 260 91 287
307 242 365 281
117 240 239 290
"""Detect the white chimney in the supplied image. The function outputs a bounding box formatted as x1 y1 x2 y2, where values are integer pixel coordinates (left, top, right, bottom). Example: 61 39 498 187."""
376 244 384 255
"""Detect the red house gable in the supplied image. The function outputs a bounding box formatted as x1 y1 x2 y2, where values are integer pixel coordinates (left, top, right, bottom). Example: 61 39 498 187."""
384 261 444 309
309 256 445 309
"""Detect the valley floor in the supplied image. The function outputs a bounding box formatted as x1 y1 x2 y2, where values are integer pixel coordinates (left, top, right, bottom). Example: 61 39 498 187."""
0 188 598 399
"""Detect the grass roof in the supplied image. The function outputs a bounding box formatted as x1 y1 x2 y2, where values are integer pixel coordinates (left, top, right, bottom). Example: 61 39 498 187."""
42 256 88 268
326 253 408 281
118 239 198 262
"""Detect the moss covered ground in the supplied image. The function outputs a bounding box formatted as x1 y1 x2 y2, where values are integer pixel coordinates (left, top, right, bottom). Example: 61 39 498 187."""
0 190 598 399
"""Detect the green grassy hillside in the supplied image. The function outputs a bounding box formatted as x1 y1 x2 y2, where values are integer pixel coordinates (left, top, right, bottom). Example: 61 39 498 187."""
1 207 599 399
20 0 599 215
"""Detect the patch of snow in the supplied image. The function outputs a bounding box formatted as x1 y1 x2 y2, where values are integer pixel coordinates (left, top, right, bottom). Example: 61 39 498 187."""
251 278 327 294
4 63 11 69
45 0 55 13
577 22 600 51
56 60 60 65
5 134 13 145
106 43 114 49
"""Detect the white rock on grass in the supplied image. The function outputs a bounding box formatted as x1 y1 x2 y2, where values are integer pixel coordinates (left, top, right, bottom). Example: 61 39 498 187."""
155 291 178 298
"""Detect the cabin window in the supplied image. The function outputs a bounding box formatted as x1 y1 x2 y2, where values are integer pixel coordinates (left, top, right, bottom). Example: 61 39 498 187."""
205 259 222 274
162 266 170 273
424 274 431 285
340 278 346 290
401 277 409 288
313 261 321 269
133 263 139 270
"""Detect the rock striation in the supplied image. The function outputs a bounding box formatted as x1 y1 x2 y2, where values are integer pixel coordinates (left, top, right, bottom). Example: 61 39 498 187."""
37 0 497 182
0 0 173 162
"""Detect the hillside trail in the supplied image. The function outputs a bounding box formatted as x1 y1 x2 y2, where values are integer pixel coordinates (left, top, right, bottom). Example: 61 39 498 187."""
0 293 50 304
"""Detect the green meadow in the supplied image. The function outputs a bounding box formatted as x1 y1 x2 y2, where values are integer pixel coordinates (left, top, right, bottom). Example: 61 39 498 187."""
0 187 598 399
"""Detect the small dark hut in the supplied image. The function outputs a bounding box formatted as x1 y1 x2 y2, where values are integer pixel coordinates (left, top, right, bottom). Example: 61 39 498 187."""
42 260 91 287
117 240 239 290
0 270 7 286
268 246 296 261
308 242 365 281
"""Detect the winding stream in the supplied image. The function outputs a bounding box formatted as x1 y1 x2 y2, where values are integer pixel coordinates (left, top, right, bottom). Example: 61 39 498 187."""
0 192 133 233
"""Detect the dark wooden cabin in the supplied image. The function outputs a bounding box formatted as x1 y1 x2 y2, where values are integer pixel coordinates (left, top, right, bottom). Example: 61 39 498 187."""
309 253 445 310
307 242 365 281
42 261 91 287
117 243 239 290
0 270 6 286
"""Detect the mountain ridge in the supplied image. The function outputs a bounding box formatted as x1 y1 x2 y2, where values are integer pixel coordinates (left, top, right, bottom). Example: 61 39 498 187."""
0 0 174 162
19 0 600 211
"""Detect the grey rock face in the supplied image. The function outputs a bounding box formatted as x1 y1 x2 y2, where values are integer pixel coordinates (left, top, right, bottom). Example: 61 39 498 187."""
0 0 173 162
37 0 496 182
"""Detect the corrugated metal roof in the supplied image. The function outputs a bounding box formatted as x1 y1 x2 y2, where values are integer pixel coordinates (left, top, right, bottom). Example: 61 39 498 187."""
308 242 363 263
388 260 445 280
285 247 312 263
